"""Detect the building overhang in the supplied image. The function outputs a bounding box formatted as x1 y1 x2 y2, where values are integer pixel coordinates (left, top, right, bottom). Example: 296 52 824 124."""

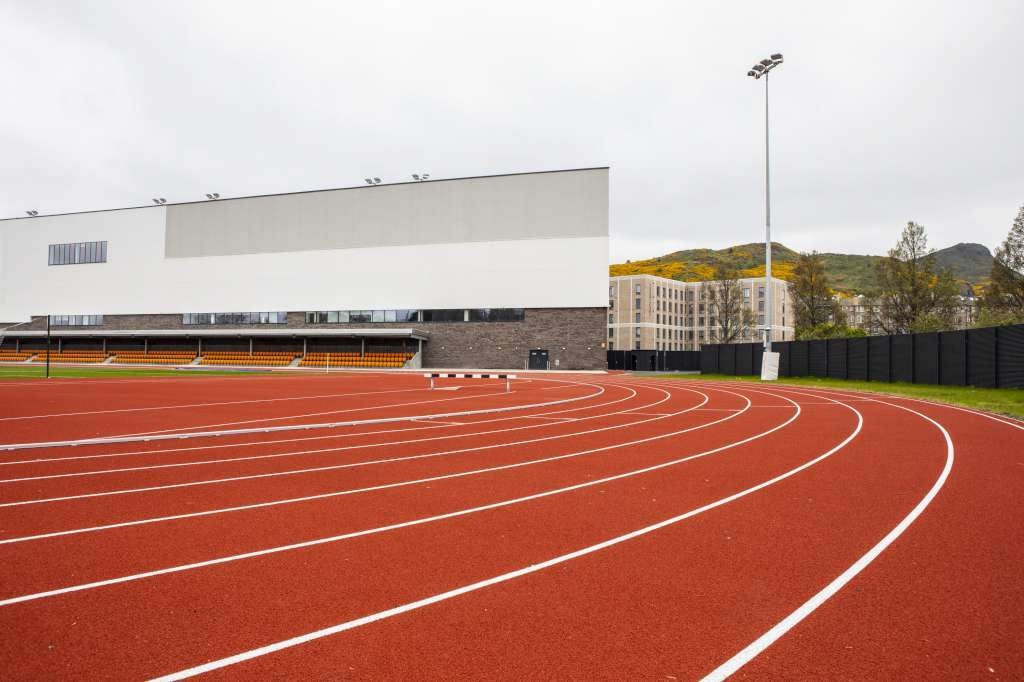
1 328 430 341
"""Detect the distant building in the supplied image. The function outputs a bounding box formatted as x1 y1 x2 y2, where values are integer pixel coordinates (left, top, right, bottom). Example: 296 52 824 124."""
838 294 979 334
608 274 794 351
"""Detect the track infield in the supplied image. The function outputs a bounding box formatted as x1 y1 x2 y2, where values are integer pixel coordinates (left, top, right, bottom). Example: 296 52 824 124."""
0 371 1020 679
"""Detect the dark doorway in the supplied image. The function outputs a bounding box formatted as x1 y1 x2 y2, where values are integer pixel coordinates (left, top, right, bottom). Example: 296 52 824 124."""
528 349 549 370
630 354 638 371
649 354 657 371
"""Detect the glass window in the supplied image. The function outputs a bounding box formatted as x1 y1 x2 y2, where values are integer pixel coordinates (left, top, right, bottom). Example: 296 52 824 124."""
635 312 641 322
337 311 349 323
48 241 108 266
384 310 397 323
327 311 339 323
372 310 385 323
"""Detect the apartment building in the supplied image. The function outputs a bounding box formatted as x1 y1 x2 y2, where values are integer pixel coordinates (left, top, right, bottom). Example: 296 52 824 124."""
608 274 794 351
838 294 980 334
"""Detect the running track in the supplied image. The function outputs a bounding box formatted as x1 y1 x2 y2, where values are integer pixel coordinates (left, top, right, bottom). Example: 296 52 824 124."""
0 371 1020 679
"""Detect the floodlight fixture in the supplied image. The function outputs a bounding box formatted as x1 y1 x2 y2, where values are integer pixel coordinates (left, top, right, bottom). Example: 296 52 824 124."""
365 178 373 184
422 174 430 180
26 210 38 217
152 198 167 205
412 174 420 180
373 177 381 184
771 53 783 63
205 193 220 200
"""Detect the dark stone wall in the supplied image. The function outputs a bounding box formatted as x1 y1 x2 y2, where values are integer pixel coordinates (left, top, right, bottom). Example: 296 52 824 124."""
8 308 608 370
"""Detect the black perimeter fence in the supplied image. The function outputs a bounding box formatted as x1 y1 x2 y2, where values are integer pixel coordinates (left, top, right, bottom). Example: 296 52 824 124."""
698 323 1024 389
607 350 701 372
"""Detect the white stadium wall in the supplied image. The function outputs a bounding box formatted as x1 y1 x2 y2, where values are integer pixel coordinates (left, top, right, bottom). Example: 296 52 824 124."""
0 169 609 322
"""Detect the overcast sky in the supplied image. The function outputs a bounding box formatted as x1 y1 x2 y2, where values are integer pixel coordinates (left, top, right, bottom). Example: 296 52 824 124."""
2 1 1021 263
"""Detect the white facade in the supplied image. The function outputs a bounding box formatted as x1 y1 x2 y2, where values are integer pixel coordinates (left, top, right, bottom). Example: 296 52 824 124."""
0 169 609 322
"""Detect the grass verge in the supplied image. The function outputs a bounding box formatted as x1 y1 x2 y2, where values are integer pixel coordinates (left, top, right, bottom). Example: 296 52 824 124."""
657 373 1024 420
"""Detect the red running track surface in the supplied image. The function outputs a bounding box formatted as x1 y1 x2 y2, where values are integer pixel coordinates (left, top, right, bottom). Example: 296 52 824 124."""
0 372 1020 679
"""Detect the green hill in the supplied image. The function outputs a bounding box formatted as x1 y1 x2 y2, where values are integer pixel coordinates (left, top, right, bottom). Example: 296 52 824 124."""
609 242 992 294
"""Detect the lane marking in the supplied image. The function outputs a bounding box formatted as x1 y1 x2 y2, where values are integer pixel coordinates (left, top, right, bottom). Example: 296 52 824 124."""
519 416 578 422
0 384 641 468
0 386 432 422
700 388 954 681
0 382 606 452
0 385 689 522
112 388 527 437
0 386 797 605
0 386 672 504
147 389 862 681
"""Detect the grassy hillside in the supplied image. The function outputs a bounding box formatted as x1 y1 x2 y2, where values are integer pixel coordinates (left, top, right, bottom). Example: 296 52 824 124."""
610 242 992 294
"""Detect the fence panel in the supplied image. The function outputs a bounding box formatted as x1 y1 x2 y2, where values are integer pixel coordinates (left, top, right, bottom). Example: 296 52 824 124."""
868 336 890 382
720 344 737 375
808 340 828 377
966 327 997 387
736 343 753 375
827 339 848 379
700 345 719 374
790 341 808 377
847 337 868 380
939 331 966 386
914 333 940 385
753 344 764 376
998 324 1024 388
891 334 913 383
776 341 791 376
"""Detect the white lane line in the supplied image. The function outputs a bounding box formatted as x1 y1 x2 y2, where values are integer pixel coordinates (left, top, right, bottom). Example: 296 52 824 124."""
112 388 521 437
0 385 686 513
0 387 430 422
0 384 640 468
0 385 787 605
410 419 464 426
519 416 578 422
0 388 668 542
701 391 954 681
0 382 605 452
0 385 660 493
147 389 861 681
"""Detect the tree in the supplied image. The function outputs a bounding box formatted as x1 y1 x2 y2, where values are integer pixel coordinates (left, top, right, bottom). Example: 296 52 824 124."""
872 221 959 334
791 251 844 335
982 204 1024 323
796 322 867 340
702 263 755 344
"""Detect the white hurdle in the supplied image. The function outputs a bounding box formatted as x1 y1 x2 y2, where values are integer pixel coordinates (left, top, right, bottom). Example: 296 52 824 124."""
424 372 517 393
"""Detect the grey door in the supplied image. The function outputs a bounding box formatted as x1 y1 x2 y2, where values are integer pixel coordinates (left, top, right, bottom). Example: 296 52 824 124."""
528 349 549 370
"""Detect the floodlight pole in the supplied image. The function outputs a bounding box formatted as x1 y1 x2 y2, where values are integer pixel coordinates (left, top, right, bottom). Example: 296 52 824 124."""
763 72 773 353
749 54 782 352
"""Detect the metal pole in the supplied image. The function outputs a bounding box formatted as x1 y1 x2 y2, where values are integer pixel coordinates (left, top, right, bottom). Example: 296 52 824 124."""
45 315 51 379
764 73 773 353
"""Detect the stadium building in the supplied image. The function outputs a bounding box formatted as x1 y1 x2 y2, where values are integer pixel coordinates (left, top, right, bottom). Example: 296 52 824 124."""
0 168 609 370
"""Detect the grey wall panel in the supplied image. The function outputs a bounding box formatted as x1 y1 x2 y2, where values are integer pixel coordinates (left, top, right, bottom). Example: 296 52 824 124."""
165 169 609 258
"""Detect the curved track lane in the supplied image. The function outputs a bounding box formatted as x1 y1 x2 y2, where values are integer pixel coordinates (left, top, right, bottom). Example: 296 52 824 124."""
0 374 1019 679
